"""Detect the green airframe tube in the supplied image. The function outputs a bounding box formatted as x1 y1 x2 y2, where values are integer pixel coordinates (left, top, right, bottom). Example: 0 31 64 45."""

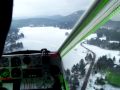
59 0 120 57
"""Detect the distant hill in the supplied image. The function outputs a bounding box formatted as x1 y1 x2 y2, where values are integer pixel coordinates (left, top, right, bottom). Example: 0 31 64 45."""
11 10 84 30
10 10 120 32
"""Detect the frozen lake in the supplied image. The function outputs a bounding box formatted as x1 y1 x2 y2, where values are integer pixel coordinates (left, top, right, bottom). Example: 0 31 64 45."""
18 26 71 51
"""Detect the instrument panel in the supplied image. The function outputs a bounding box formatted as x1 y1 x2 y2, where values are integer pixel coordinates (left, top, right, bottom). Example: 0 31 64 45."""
0 50 65 90
0 53 63 90
0 52 62 79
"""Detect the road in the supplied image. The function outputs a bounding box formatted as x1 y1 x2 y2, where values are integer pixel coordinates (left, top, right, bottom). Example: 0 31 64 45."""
80 43 96 90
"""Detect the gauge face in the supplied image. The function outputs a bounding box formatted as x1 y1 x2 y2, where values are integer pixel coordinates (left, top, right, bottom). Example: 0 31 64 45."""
0 57 9 67
31 56 41 67
11 57 21 67
11 68 21 78
0 68 10 78
23 56 31 65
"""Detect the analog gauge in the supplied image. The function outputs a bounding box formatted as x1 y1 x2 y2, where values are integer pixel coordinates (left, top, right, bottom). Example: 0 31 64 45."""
0 68 10 78
0 57 9 67
32 56 41 67
11 68 21 78
11 57 21 67
23 56 31 65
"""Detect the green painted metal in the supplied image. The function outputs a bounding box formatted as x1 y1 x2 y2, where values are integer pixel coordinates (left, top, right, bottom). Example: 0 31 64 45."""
59 0 109 56
59 74 70 90
64 78 70 90
80 6 120 42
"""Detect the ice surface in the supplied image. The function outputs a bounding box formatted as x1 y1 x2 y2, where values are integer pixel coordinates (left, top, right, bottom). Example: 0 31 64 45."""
18 26 71 51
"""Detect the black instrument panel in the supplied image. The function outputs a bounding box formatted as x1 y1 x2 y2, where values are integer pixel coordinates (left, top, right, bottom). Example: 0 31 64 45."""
0 51 65 90
0 52 62 79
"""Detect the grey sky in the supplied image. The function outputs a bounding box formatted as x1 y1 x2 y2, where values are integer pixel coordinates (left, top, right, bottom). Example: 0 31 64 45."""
13 0 94 18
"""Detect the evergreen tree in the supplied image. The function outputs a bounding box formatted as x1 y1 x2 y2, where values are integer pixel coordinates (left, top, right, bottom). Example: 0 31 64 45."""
70 74 79 90
79 59 86 77
65 69 71 83
79 59 85 72
81 69 86 76
113 56 116 63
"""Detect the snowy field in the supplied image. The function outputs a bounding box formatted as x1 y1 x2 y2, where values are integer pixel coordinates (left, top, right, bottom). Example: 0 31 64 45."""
83 44 120 64
18 26 71 51
62 44 88 69
86 73 120 90
83 44 120 90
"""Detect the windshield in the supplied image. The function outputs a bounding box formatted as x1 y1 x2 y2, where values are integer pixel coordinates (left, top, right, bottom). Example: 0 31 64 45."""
3 0 120 90
4 0 94 53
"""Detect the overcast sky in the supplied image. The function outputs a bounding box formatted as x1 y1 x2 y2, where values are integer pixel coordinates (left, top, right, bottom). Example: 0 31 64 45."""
13 0 94 18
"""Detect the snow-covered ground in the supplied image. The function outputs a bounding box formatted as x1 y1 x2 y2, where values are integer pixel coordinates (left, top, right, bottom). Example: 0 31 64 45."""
18 26 71 51
109 41 119 43
84 33 97 40
63 43 120 90
99 35 106 40
86 73 120 90
63 34 120 90
83 44 120 65
62 44 88 70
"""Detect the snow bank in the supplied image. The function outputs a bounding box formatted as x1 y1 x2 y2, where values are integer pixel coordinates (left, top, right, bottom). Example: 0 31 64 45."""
99 36 106 40
109 41 119 43
82 33 97 41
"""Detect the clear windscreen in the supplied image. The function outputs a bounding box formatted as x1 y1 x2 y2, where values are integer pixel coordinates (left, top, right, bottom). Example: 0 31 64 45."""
3 0 120 90
4 0 94 53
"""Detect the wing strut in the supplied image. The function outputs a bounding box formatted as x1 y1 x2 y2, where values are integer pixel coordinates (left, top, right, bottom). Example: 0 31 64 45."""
58 0 120 57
